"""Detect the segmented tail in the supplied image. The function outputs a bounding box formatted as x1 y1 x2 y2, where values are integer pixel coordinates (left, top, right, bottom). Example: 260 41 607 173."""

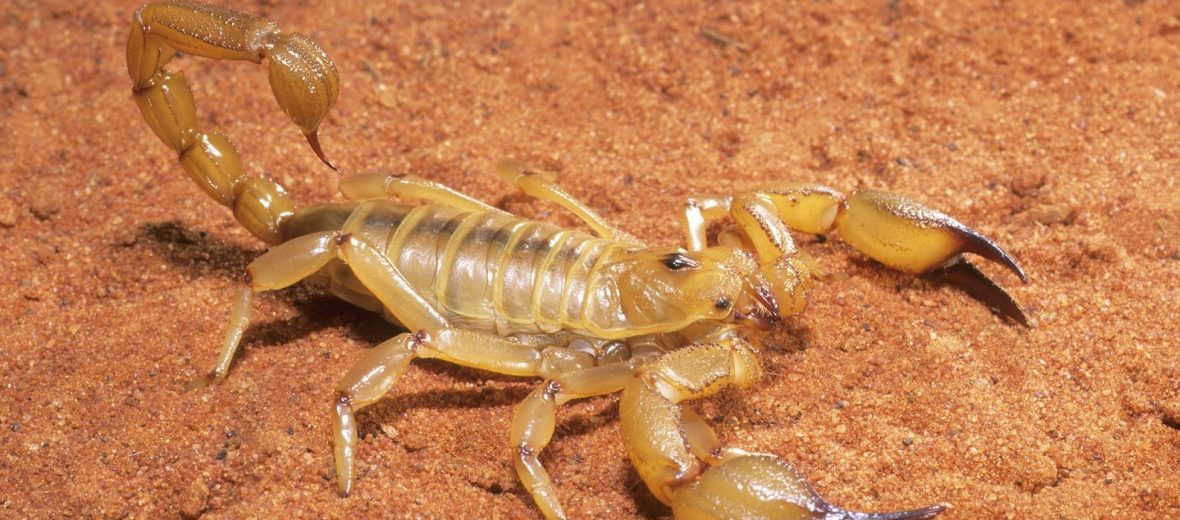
127 2 339 243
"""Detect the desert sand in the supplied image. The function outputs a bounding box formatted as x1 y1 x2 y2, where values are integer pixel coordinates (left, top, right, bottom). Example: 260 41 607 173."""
1 0 1177 518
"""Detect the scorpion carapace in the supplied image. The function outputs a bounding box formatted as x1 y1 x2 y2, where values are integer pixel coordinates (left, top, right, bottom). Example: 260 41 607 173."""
128 2 1028 518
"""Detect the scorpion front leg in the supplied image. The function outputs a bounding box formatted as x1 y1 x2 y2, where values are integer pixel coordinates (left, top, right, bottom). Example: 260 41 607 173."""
685 185 1029 324
622 328 946 519
508 338 669 519
510 362 637 519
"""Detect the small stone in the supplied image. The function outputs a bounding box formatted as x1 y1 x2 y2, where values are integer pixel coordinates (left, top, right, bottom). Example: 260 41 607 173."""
380 423 398 438
0 198 16 227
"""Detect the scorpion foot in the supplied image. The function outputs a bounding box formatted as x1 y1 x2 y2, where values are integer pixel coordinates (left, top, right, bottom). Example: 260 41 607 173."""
182 370 223 392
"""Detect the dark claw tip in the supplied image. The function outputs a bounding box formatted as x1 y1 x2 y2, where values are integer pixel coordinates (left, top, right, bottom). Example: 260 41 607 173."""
950 222 1028 283
306 131 338 172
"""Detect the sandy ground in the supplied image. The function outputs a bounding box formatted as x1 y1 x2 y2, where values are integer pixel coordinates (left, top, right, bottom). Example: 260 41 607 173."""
2 0 1178 518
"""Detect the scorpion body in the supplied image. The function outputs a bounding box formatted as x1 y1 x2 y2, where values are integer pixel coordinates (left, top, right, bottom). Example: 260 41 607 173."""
298 201 624 335
292 198 716 340
128 2 1029 518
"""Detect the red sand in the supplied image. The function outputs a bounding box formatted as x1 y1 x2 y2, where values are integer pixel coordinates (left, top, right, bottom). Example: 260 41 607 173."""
1 1 1178 518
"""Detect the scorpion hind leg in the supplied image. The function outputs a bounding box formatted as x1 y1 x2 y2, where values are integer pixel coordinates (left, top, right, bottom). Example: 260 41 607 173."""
183 232 341 391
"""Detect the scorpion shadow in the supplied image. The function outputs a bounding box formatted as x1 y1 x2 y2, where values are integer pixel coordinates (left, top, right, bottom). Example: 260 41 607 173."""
135 220 397 348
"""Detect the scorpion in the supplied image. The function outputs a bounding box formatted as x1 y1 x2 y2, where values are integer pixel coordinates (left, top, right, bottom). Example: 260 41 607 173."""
128 2 1029 518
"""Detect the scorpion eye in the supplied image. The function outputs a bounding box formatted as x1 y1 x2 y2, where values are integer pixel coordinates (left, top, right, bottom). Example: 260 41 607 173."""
714 298 732 311
663 252 700 271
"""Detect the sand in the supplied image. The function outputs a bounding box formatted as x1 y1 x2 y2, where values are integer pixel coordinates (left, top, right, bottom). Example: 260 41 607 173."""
1 0 1178 518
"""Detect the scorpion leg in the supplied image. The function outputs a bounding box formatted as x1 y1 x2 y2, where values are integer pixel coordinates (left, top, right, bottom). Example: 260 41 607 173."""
620 328 946 519
184 226 450 390
510 362 637 520
682 196 733 251
338 172 508 215
496 160 642 245
509 337 669 519
332 231 451 330
184 231 340 390
334 328 598 496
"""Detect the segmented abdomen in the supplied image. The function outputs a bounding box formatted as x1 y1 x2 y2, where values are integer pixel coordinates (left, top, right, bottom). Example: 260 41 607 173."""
345 202 622 335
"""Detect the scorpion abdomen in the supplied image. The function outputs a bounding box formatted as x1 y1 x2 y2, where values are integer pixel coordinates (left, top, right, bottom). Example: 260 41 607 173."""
320 201 626 337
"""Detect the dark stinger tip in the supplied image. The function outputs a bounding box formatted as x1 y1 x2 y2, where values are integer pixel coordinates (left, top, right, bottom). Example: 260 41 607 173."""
306 131 338 172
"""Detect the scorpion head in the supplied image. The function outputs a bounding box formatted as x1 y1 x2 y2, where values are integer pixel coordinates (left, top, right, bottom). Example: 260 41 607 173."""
610 246 802 333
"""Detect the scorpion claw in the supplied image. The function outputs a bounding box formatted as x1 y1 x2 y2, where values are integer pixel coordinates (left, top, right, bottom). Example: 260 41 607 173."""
670 454 948 520
305 131 338 171
949 221 1028 284
835 190 1028 322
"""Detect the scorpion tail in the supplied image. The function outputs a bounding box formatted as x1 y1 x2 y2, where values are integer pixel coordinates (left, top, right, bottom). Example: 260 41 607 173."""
127 2 339 244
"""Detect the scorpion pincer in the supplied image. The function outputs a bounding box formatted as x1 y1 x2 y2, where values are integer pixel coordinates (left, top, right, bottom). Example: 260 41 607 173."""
128 2 1028 518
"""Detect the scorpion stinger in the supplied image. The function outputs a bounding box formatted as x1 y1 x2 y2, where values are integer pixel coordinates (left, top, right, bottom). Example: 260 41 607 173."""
306 131 338 172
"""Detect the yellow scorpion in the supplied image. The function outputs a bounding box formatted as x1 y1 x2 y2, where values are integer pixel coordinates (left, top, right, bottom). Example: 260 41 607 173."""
128 2 1028 518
